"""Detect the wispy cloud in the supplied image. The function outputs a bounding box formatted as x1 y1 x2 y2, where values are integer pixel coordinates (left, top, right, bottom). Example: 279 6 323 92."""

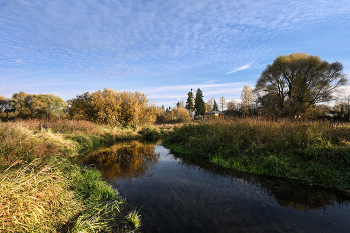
1 0 348 78
226 64 251 74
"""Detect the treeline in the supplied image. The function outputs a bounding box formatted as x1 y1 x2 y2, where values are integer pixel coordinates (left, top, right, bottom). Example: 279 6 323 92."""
0 92 67 120
0 88 191 124
195 53 349 120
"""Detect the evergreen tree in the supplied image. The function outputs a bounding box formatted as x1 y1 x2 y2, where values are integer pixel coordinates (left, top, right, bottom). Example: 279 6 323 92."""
185 90 195 111
213 99 219 111
194 88 206 115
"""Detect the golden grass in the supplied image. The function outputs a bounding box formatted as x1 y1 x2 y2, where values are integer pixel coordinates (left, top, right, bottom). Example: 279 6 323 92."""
0 159 82 232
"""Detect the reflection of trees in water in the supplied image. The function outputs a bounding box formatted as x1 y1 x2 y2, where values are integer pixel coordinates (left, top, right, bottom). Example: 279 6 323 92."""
175 154 350 211
81 141 160 181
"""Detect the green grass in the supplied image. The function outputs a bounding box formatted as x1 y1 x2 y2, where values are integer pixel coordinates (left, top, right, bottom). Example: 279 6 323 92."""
163 118 350 193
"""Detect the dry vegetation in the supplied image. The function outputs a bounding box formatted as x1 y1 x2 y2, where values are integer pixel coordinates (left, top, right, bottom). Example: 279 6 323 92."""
0 119 152 232
163 118 350 192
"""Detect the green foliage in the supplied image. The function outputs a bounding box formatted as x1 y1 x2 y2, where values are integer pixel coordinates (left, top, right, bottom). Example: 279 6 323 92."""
140 127 161 141
0 91 67 121
212 100 219 111
194 88 206 115
185 90 195 111
255 53 349 117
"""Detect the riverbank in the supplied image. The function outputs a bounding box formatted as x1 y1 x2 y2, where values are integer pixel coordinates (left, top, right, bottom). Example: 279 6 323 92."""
163 118 350 194
0 119 169 232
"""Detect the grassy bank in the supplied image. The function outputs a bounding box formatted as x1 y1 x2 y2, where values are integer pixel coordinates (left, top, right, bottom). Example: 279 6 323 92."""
0 119 160 232
163 118 350 193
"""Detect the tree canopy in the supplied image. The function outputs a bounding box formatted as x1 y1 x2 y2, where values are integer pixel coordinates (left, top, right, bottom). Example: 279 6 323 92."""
0 92 67 120
254 53 348 116
67 88 158 124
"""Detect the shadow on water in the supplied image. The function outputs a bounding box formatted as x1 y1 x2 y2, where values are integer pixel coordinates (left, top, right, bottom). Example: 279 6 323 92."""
81 141 350 233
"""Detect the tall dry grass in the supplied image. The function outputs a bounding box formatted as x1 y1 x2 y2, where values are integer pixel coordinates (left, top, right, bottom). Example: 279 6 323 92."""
164 118 350 190
0 119 144 232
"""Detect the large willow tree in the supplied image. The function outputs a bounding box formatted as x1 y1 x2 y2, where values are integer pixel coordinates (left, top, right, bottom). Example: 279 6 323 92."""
254 53 348 116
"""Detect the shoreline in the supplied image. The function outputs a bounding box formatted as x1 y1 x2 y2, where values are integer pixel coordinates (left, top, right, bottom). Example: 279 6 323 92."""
162 118 350 195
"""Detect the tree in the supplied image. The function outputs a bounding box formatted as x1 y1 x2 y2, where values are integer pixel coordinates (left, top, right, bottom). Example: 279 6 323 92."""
255 53 348 116
227 100 236 110
205 103 211 112
68 88 157 124
178 100 185 108
207 97 215 108
212 99 219 111
175 107 191 123
194 88 206 115
219 96 226 111
185 90 195 111
0 95 11 112
241 85 255 115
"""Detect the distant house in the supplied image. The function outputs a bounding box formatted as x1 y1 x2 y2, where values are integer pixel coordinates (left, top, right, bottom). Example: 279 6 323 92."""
203 111 226 119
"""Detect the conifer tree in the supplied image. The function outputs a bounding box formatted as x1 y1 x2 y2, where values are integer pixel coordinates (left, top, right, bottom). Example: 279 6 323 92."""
194 88 206 115
212 99 219 111
185 90 195 111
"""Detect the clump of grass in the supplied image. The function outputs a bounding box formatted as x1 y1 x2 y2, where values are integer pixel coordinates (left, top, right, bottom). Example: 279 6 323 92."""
0 157 140 232
127 210 141 229
163 118 350 191
0 159 81 232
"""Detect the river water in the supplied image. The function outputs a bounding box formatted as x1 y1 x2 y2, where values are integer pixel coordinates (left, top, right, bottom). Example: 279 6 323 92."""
81 141 350 233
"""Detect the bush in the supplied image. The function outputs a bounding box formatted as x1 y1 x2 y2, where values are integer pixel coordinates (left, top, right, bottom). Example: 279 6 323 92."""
139 127 161 141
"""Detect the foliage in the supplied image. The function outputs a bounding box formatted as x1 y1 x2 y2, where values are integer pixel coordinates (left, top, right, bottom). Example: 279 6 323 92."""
194 88 206 115
163 118 350 191
205 103 211 112
212 99 219 111
255 53 349 117
175 107 192 122
140 127 161 141
68 88 158 125
240 85 255 115
226 100 236 110
0 91 67 121
185 90 195 111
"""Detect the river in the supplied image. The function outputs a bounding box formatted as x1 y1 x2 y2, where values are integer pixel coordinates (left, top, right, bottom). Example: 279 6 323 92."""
81 141 350 233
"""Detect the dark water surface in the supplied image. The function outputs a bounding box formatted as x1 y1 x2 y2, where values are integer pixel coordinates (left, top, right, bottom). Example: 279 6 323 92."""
81 141 350 233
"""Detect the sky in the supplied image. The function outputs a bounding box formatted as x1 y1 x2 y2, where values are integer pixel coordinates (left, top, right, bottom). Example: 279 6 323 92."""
1 0 350 107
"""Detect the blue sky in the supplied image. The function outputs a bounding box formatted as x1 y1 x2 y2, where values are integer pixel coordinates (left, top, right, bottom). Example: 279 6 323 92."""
1 0 350 107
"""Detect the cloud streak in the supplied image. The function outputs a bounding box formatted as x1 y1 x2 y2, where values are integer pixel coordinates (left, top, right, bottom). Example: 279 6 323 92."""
226 64 251 74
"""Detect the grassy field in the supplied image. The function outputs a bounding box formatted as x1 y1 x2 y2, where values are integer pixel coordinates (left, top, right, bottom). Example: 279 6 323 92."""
163 118 350 193
0 119 169 232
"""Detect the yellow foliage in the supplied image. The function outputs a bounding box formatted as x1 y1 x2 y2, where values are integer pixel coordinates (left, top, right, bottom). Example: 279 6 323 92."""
68 88 158 125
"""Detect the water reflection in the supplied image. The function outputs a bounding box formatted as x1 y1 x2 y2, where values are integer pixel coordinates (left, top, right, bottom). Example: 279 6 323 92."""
176 154 350 211
82 141 350 233
80 141 160 181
